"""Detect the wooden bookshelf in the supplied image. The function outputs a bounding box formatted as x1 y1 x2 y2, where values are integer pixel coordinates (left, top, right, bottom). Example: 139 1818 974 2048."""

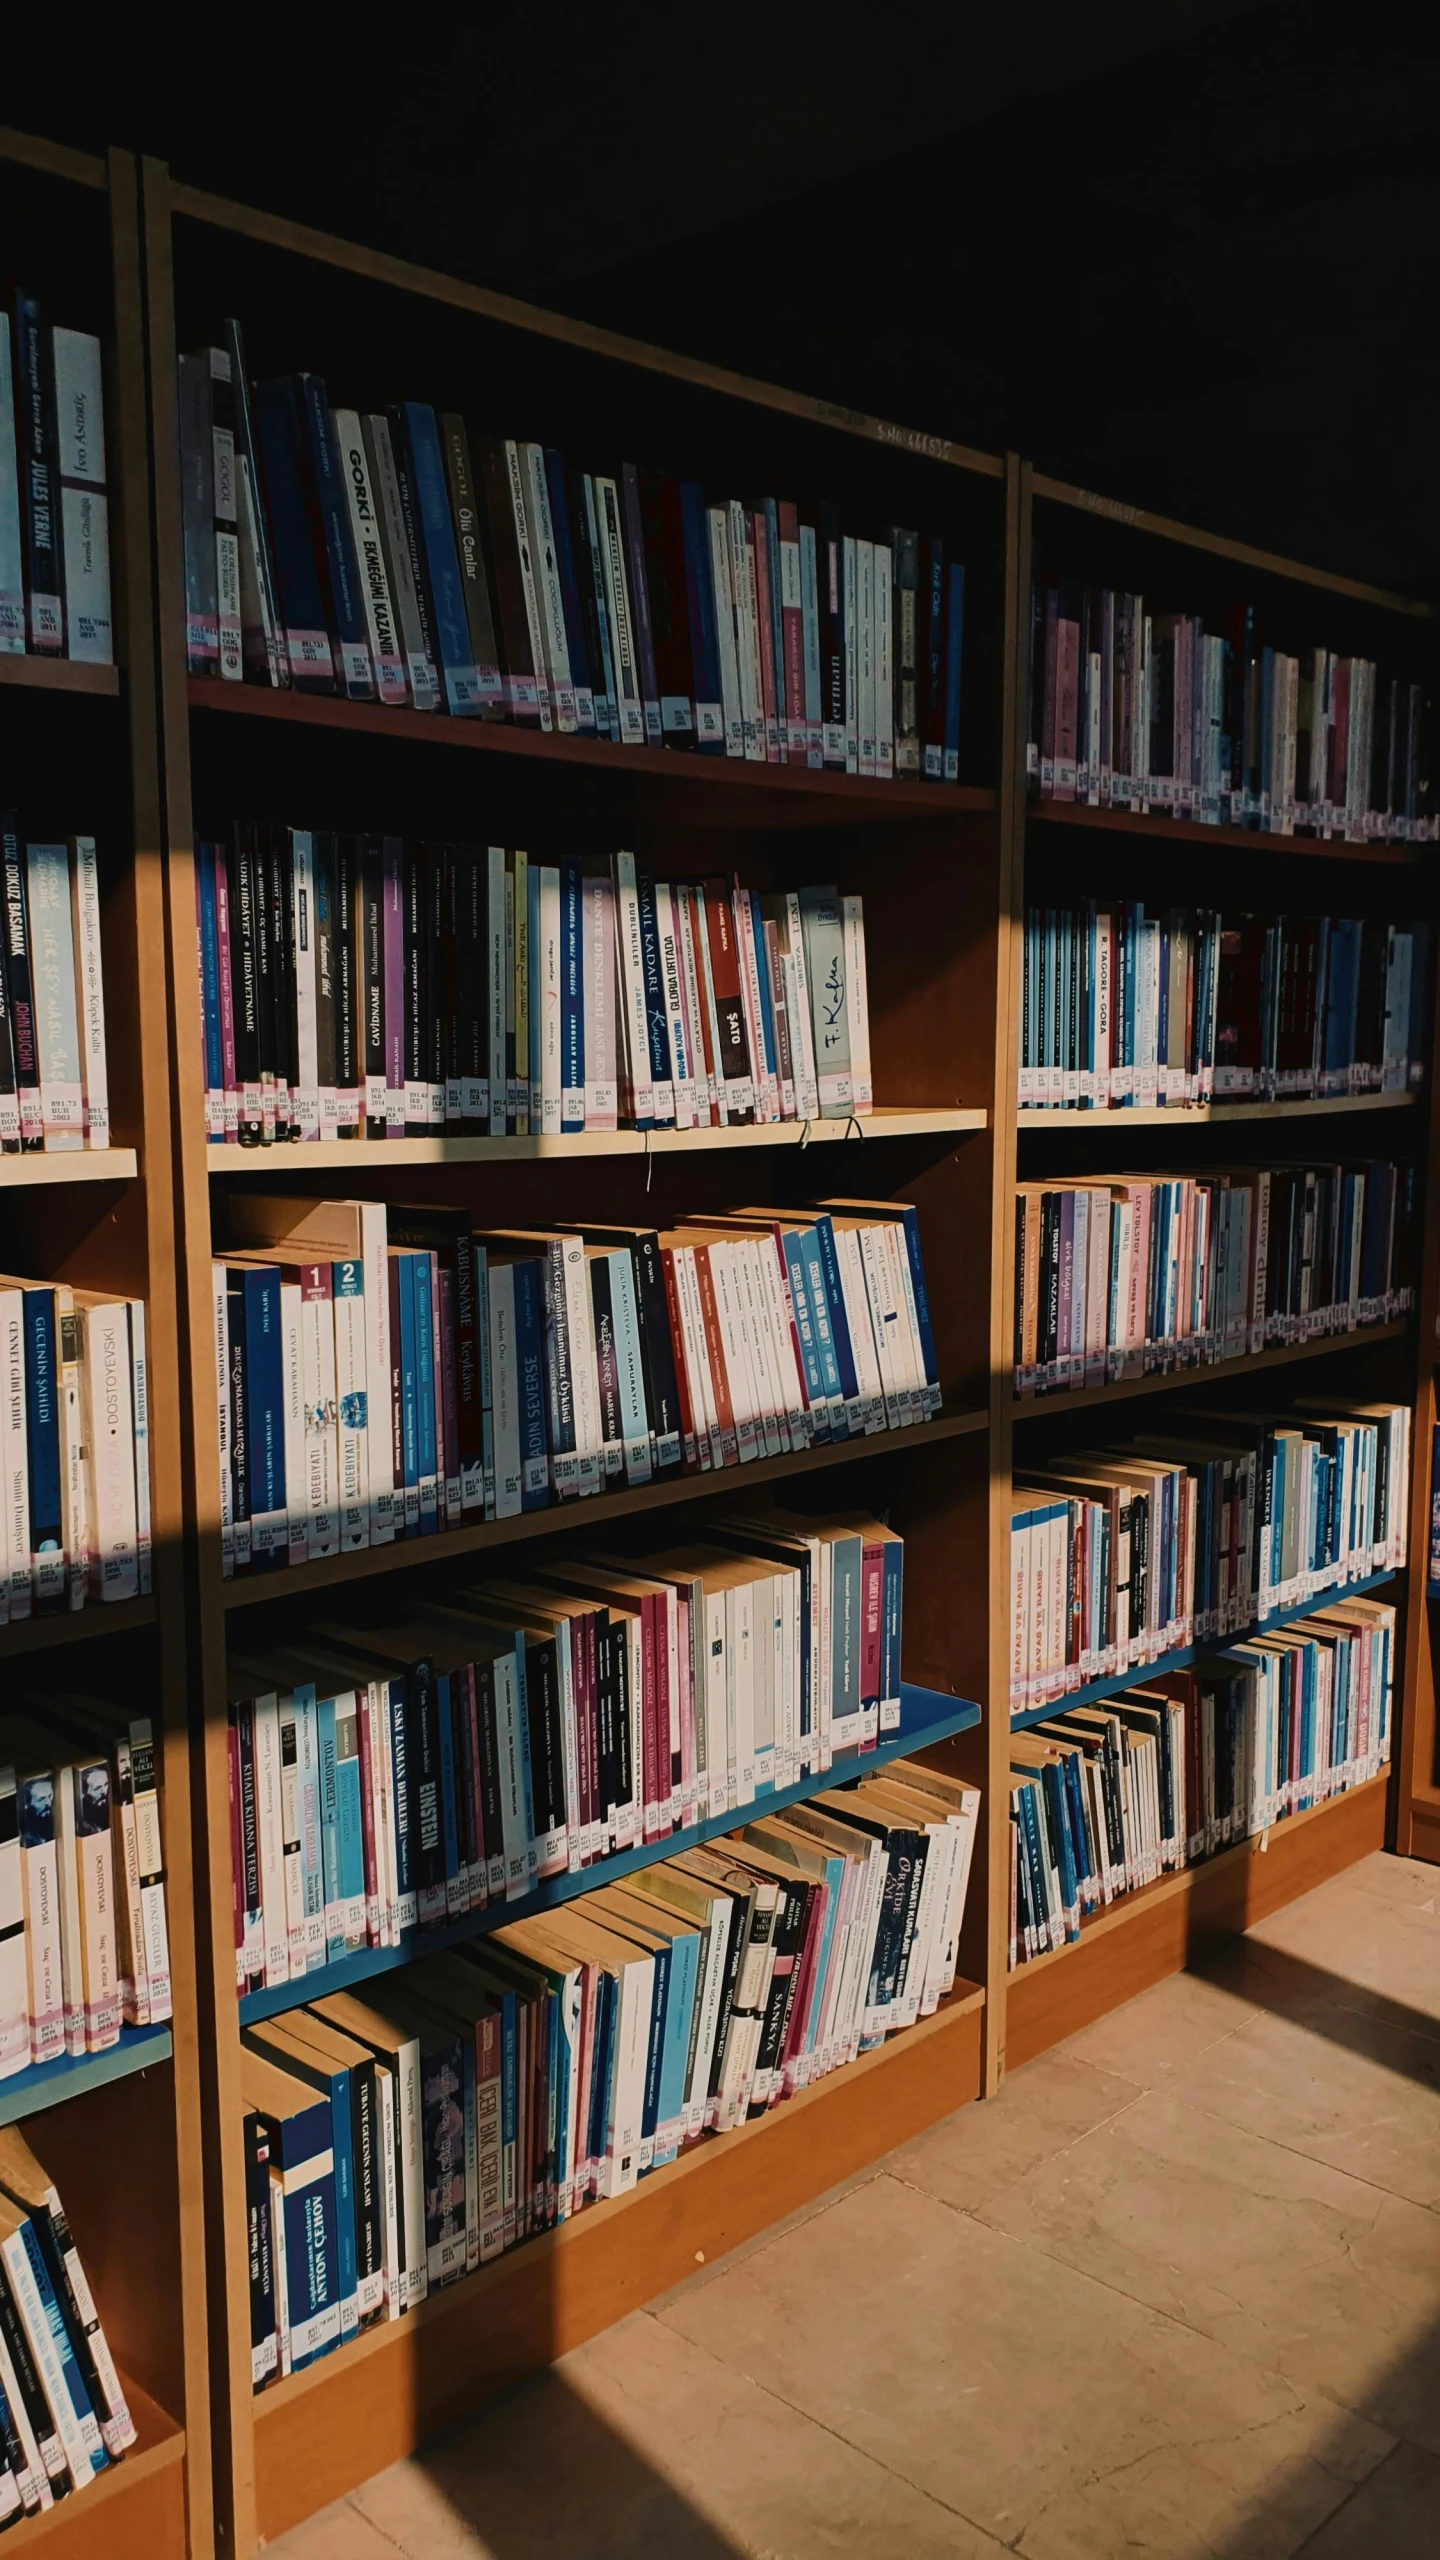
1018 1093 1415 1130
206 1105 987 1173
0 136 209 2560
1007 1319 1411 1420
1027 797 1425 867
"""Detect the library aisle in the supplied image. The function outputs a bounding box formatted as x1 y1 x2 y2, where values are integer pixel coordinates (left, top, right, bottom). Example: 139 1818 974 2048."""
267 1852 1440 2560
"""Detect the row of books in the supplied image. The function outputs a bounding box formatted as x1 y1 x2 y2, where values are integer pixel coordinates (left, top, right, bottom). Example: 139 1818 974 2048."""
0 2123 137 2513
1 829 110 1152
196 834 874 1145
213 1194 938 1573
1013 1161 1414 1398
240 1752 981 2381
1028 582 1435 840
1017 907 1427 1109
0 297 112 664
0 1279 149 1621
1009 1596 1394 1964
180 330 968 777
1008 1400 1409 1716
0 1702 172 2070
228 1510 907 1992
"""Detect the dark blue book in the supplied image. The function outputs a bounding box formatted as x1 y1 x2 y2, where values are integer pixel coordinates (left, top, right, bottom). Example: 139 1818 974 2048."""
511 1258 550 1510
411 1251 438 1536
245 2032 359 2341
252 377 336 691
406 1657 445 1927
434 1671 462 1917
236 1264 286 1568
559 861 585 1133
679 481 724 753
196 841 224 1134
297 375 374 701
242 2111 277 2389
392 1252 420 1535
809 1214 863 1432
398 405 481 717
943 562 965 782
240 2057 341 2371
21 1288 62 1608
543 453 595 734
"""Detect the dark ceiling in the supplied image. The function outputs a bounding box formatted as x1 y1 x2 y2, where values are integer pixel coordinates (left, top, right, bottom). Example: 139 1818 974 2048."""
9 0 1437 594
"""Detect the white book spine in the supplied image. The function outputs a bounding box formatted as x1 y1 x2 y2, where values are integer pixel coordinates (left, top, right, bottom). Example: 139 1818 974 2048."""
355 1201 394 1544
128 1301 151 1597
655 883 698 1127
332 1257 370 1549
505 440 553 731
1 2227 98 2488
674 883 715 1122
68 838 108 1146
594 476 644 744
582 869 618 1128
0 1295 28 1620
25 845 84 1148
288 831 320 1140
522 443 576 731
0 1783 28 2075
332 408 407 703
873 544 894 779
613 852 653 1124
54 1773 87 2057
727 500 765 762
841 896 872 1111
80 1305 137 1600
279 1281 308 1568
707 506 746 757
842 535 858 772
856 539 875 775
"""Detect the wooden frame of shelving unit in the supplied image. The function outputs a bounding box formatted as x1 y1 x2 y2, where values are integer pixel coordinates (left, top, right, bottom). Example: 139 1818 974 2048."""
135 159 1019 2557
0 133 210 2559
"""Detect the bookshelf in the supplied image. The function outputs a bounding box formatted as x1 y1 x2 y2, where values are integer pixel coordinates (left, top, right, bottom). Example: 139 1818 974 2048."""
0 133 208 2560
137 157 1011 2557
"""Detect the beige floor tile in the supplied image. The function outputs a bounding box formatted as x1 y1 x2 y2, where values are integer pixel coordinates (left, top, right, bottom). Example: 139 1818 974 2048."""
887 2048 1142 2212
656 2170 1391 2558
1291 2438 1440 2555
351 2314 1005 2559
978 2086 1440 2450
1237 1877 1440 2026
1167 2003 1440 2209
1319 1851 1440 1919
266 2501 401 2560
1057 1959 1259 2086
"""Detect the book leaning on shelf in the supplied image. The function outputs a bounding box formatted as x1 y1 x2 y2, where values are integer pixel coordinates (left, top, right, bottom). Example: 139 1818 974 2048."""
0 2120 139 2511
1018 905 1427 1110
195 833 874 1141
1014 1159 1415 1397
0 294 112 665
178 329 968 779
238 1750 980 2383
227 1508 907 1992
1009 1399 1409 1716
211 1195 939 1574
1 825 110 1152
0 1700 172 2069
0 1277 148 1620
1028 581 1435 841
1010 1594 1395 1965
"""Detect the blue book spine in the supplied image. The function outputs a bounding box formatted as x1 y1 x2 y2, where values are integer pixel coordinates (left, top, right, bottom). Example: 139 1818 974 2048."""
942 563 965 781
335 1703 366 1942
21 1288 62 1606
811 1215 861 1426
639 1946 669 2160
388 1676 416 1934
543 452 594 732
798 1227 846 1437
679 481 724 752
897 1213 939 1413
634 872 672 1102
435 1671 463 1918
17 2220 107 2474
410 1252 438 1535
243 1265 286 1567
512 1259 550 1508
560 862 585 1131
196 840 224 1137
252 377 335 689
781 1231 829 1442
399 404 481 716
394 1255 420 1536
298 375 373 701
655 1932 698 2160
325 2068 358 2337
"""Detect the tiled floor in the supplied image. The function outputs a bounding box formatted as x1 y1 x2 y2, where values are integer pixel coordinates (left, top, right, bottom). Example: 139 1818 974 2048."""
269 1850 1440 2558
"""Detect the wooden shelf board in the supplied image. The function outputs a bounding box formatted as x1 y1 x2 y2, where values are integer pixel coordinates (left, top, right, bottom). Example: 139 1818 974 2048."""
250 1975 984 2540
0 1150 137 1187
207 1106 986 1173
0 1597 157 1659
1030 471 1430 617
187 678 996 820
1405 1793 1440 1867
1009 1320 1409 1421
1019 1093 1416 1130
220 1407 989 1612
0 655 120 699
239 1682 981 2023
1026 797 1423 864
9 2374 185 2557
0 2026 172 2128
1005 1773 1389 2071
1009 1567 1398 1730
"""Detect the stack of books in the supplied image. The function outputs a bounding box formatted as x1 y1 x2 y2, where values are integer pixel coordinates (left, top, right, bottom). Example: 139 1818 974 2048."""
212 1195 939 1571
0 297 112 666
1017 905 1428 1109
0 1277 149 1619
240 1752 981 2382
1 829 110 1153
1009 1399 1410 1716
1010 1593 1395 1963
1028 581 1435 840
228 1507 906 1988
178 332 968 776
0 2122 137 2510
1013 1160 1414 1396
195 839 874 1142
0 1704 172 2066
